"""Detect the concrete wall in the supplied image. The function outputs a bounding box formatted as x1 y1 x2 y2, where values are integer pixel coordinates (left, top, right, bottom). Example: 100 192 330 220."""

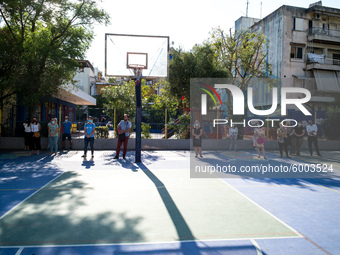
1 137 339 151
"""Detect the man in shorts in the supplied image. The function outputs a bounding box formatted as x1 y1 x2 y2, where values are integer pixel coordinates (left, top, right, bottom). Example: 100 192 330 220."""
62 116 72 150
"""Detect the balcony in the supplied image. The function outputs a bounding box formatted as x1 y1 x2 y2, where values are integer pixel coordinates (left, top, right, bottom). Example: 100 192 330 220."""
306 53 340 71
307 28 340 45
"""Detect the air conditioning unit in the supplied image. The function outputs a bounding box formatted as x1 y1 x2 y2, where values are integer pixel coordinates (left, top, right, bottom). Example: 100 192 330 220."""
314 13 321 20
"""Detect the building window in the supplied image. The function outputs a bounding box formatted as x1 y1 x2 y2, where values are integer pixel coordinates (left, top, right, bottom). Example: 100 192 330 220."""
291 45 304 59
293 17 304 31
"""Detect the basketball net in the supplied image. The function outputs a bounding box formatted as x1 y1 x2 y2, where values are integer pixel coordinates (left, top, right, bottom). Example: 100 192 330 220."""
132 67 143 86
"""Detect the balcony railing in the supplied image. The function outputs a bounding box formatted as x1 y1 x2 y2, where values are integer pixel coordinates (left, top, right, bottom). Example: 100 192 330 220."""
308 27 340 38
307 57 340 66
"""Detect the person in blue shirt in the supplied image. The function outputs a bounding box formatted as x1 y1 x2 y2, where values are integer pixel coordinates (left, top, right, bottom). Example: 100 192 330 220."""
82 116 96 158
62 116 72 150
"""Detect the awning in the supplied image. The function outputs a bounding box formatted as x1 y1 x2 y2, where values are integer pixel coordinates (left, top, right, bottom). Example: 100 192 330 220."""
55 84 96 105
313 70 340 92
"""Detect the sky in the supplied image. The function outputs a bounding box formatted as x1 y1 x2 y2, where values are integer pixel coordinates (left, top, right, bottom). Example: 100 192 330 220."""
85 0 340 73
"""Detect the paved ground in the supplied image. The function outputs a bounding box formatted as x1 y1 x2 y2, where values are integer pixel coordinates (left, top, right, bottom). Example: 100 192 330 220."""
0 149 339 255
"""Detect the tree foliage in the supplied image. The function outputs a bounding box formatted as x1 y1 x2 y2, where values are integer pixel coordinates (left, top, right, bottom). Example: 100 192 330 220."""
0 0 110 109
168 43 229 103
101 80 136 122
210 26 272 90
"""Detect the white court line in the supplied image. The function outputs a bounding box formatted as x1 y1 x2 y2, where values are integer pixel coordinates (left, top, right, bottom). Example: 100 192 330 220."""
0 172 65 221
15 247 24 255
250 239 263 255
0 236 302 249
218 178 303 238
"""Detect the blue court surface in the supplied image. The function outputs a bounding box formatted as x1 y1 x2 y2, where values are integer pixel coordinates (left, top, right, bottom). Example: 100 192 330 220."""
0 150 339 255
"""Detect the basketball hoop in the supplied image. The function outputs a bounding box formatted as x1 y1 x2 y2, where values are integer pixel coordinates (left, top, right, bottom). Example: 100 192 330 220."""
128 64 145 77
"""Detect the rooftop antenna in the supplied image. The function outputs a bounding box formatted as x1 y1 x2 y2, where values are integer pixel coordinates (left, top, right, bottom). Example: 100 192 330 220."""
260 2 262 19
246 0 249 17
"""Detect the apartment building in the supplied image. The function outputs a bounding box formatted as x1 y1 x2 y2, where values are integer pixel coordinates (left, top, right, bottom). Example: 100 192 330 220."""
235 1 340 113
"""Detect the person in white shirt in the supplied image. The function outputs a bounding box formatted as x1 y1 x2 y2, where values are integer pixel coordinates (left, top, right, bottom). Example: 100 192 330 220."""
228 125 238 151
30 117 41 155
306 120 321 156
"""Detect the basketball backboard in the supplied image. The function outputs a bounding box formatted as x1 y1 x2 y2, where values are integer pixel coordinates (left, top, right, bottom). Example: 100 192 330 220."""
105 34 169 78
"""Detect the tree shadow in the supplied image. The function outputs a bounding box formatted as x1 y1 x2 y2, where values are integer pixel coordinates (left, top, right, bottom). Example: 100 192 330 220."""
193 150 340 190
0 152 62 217
0 171 144 246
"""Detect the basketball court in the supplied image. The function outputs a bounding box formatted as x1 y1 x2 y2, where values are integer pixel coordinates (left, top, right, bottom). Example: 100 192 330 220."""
1 150 340 254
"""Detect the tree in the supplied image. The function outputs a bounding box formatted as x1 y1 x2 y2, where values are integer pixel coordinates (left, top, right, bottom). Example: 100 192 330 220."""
210 27 274 120
0 0 110 111
169 43 229 103
210 27 272 90
101 81 136 128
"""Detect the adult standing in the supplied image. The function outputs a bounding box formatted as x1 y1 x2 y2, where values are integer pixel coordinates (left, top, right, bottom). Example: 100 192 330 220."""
48 117 59 155
82 116 96 158
277 123 291 158
306 120 321 156
228 124 238 151
114 114 132 159
23 118 32 151
30 117 41 155
62 116 72 150
253 122 267 159
192 120 203 158
290 121 305 156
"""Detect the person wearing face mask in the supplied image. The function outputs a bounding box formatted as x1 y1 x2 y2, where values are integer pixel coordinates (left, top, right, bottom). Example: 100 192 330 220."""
228 124 238 151
277 122 291 158
253 121 267 159
30 117 41 155
291 121 305 156
82 116 96 158
62 116 72 150
306 120 321 156
114 114 132 159
23 118 32 151
48 117 59 155
192 120 203 158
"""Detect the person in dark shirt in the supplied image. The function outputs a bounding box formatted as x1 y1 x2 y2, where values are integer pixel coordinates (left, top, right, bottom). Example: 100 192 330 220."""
62 116 72 150
290 121 305 156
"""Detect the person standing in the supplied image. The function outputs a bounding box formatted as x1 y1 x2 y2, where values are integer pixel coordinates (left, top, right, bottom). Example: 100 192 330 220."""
23 118 32 151
253 122 267 159
62 116 72 150
290 121 305 156
114 114 132 159
48 117 59 155
228 124 238 151
30 117 41 155
82 116 96 158
306 120 321 156
192 120 203 158
277 123 291 158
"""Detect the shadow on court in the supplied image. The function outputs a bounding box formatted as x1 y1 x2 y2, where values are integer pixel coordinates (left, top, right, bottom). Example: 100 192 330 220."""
193 150 340 189
0 170 144 246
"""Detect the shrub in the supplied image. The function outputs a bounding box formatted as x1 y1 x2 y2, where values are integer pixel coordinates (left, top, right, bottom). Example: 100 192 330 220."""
95 126 109 138
168 113 190 139
142 122 152 139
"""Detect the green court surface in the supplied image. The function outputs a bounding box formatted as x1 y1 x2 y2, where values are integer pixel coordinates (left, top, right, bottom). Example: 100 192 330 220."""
0 150 299 246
